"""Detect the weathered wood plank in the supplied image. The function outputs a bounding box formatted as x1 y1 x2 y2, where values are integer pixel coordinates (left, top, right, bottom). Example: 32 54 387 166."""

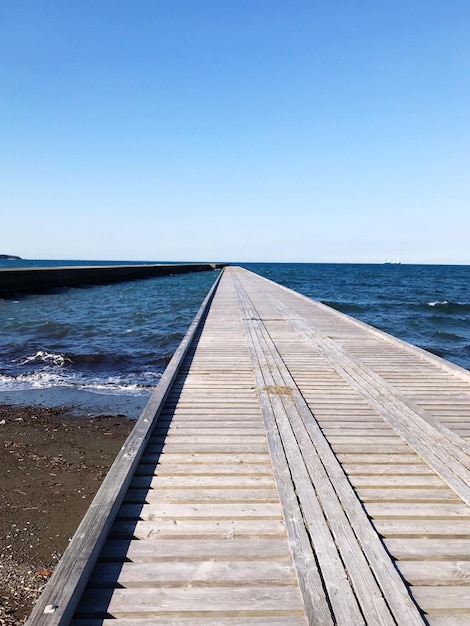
76 586 306 616
136 463 274 475
236 284 347 625
367 503 470 518
234 274 423 625
117 502 283 521
385 538 470 560
29 266 470 625
71 618 307 626
330 443 412 453
153 428 267 436
106 530 292 563
88 560 299 586
145 442 269 453
248 270 470 504
130 475 277 489
344 463 435 475
373 519 470 538
399 561 470 585
110 519 287 539
26 271 225 626
124 487 280 503
428 617 470 626
412 585 470 611
357 488 460 502
351 475 445 487
338 453 423 463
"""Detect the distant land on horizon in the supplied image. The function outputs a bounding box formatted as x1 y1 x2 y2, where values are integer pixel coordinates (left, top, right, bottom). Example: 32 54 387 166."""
0 254 21 260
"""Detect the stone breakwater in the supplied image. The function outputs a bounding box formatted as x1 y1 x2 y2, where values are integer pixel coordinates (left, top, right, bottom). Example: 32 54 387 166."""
0 263 225 295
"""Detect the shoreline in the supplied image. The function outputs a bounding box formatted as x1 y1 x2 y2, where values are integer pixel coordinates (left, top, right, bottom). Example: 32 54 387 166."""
0 386 151 420
0 403 134 625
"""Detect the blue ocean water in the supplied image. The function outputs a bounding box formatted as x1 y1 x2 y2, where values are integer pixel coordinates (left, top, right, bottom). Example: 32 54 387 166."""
0 260 469 416
0 261 220 415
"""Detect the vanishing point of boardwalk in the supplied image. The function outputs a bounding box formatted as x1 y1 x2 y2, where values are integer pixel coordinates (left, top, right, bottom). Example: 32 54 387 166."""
28 266 470 625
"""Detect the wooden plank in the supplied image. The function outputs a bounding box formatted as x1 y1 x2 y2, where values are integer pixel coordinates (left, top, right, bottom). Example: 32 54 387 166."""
234 275 424 626
337 453 423 464
236 284 350 625
153 428 267 436
428 618 470 626
124 487 280 503
88 560 299 586
71 618 307 626
253 390 334 625
373 519 470 538
76 586 306 617
104 535 291 561
322 428 396 436
235 273 425 626
130 475 277 488
412 585 470 611
329 444 412 453
136 463 274 475
327 436 407 444
233 268 470 622
351 475 445 487
145 442 269 453
385 538 470 560
30 265 470 624
357 488 460 502
251 272 470 506
118 501 281 520
399 561 470 585
110 519 287 539
367 503 470 519
344 464 435 475
139 453 272 465
26 272 225 626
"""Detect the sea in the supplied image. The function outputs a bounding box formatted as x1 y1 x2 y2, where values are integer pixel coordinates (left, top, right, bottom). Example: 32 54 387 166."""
0 260 469 418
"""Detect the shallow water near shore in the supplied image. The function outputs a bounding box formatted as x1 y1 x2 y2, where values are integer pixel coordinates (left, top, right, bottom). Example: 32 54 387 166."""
0 261 469 416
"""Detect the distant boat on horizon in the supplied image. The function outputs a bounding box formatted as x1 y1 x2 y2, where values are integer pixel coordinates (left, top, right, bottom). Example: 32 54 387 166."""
384 260 401 265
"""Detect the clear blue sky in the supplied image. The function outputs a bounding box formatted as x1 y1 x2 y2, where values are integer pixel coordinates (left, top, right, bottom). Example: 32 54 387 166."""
1 1 469 263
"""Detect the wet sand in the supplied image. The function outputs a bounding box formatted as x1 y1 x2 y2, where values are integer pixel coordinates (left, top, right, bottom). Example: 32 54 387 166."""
0 404 134 625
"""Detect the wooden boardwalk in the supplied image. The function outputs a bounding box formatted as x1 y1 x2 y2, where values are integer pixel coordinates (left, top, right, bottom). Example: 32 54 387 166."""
28 266 470 625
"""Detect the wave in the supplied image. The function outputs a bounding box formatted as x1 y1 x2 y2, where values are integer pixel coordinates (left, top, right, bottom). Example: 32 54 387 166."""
12 349 167 369
432 330 465 342
0 370 160 395
68 352 130 367
16 351 72 367
322 300 368 314
428 300 449 307
426 301 470 313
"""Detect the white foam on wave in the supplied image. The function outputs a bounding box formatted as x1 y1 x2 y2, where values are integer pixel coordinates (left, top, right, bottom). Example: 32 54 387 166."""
17 350 71 367
428 300 449 307
0 370 161 395
78 375 160 396
0 371 68 390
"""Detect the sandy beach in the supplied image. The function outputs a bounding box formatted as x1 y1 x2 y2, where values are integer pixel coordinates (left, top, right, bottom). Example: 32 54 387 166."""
0 404 134 625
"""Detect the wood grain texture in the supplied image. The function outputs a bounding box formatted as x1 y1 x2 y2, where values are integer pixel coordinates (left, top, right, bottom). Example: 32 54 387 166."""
72 270 309 625
29 266 470 625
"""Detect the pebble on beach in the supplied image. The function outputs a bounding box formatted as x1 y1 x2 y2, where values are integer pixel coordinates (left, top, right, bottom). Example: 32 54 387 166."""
0 404 134 625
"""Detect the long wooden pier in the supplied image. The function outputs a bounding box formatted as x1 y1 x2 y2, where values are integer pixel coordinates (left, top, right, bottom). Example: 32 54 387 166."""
27 266 470 625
